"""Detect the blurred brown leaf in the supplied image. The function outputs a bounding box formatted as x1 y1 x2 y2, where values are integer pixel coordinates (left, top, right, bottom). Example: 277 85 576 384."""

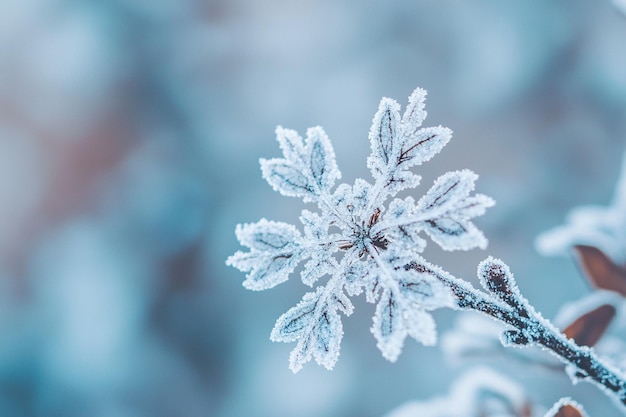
550 403 586 417
563 304 616 347
574 245 626 296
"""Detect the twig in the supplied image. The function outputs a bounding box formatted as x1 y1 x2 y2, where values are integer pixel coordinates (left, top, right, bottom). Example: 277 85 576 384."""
409 259 626 409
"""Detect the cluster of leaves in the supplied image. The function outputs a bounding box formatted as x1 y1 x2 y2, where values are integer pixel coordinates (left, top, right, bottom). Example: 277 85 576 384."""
227 87 494 372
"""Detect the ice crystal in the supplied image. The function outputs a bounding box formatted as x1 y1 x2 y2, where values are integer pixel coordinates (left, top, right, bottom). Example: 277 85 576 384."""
227 87 494 372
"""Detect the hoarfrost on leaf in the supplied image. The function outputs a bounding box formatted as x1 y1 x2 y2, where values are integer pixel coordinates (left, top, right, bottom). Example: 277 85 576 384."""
227 87 493 371
226 219 305 291
416 170 494 251
372 288 406 362
260 125 340 203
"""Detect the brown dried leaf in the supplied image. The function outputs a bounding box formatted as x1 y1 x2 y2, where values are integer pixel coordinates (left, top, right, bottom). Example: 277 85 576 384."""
563 304 616 347
574 245 626 296
551 403 586 417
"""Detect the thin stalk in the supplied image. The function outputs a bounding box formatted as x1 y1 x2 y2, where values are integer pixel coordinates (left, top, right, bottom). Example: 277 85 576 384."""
410 262 626 409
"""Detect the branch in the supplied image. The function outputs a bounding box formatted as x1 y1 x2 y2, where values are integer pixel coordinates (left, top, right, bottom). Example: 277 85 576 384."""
408 258 626 409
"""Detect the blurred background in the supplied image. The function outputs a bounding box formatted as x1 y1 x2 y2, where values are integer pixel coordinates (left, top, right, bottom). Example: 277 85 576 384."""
1 0 626 416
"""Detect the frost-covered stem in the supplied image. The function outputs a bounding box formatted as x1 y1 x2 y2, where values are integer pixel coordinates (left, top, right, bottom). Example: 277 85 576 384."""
412 262 626 408
538 331 626 403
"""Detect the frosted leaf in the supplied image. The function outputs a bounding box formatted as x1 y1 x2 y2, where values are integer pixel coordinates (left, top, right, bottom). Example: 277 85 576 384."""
362 276 391 306
299 210 338 286
260 158 316 199
300 209 329 241
416 170 494 251
388 196 416 218
332 289 355 316
385 197 427 253
404 308 437 346
400 87 428 135
343 259 368 295
417 170 479 212
227 251 299 291
275 126 305 162
312 308 343 369
275 288 345 372
331 183 351 212
398 269 452 310
332 179 373 220
288 336 313 373
400 256 456 307
423 217 488 251
367 88 453 192
271 289 321 343
386 169 422 196
351 178 373 216
260 126 341 203
398 126 452 169
368 261 447 359
368 97 401 176
228 87 493 371
372 288 407 362
454 194 495 219
302 254 337 286
226 219 304 290
235 219 301 252
306 126 340 192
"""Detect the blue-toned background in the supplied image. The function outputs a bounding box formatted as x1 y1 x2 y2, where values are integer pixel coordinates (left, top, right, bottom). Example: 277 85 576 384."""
1 1 626 416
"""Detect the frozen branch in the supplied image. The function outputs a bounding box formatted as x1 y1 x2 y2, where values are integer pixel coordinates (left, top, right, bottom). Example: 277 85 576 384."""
410 257 626 408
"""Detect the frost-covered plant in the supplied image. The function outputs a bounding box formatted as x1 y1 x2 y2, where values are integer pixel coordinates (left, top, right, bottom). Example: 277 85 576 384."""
227 87 492 371
226 88 626 412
